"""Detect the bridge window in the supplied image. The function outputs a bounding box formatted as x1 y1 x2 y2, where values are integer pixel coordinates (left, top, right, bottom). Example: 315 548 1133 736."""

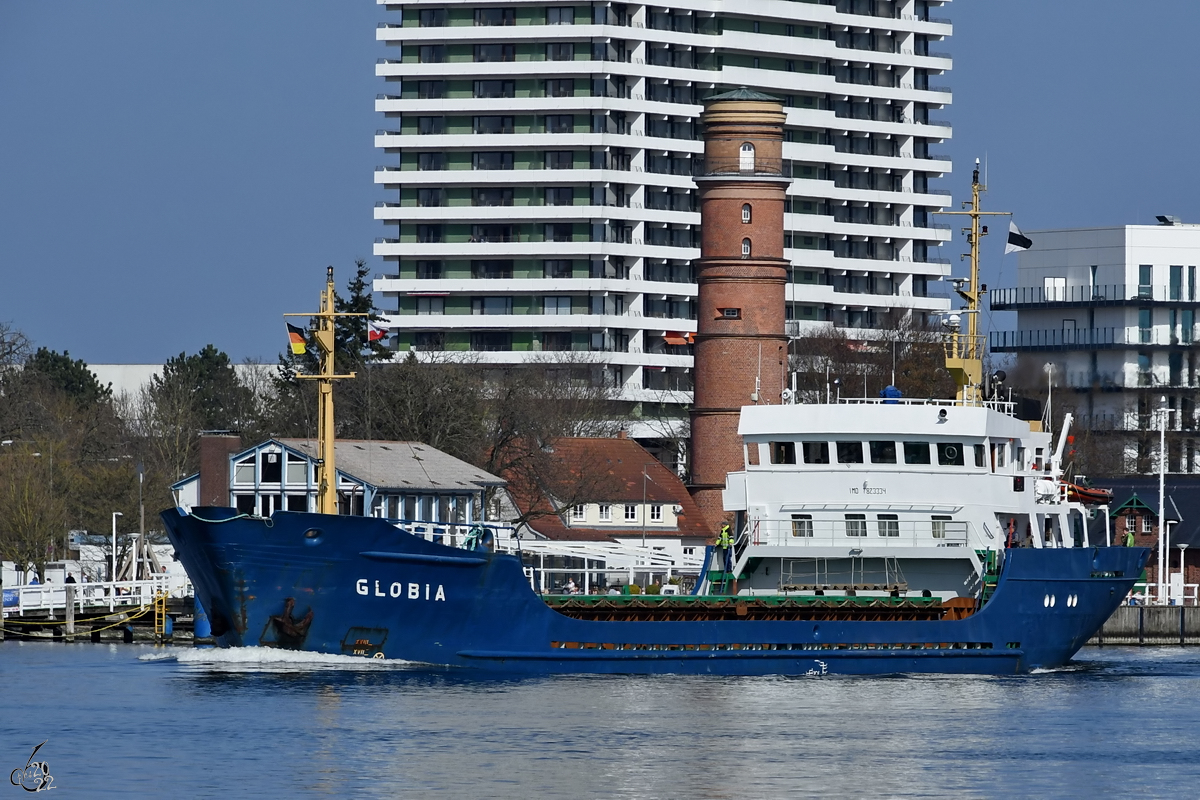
937 443 965 466
903 441 931 464
869 440 897 463
974 444 986 468
802 441 830 464
836 441 864 463
770 441 796 464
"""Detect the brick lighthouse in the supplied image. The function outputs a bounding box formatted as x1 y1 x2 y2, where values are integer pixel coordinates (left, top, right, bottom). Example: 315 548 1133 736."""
689 89 791 528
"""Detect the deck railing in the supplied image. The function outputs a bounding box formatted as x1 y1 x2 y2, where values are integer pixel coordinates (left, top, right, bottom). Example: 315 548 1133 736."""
747 518 972 549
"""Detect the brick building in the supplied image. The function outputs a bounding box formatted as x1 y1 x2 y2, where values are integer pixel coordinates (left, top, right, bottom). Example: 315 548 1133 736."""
1100 477 1200 596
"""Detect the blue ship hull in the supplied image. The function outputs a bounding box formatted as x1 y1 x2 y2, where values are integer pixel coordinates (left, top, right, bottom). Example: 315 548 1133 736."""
162 508 1149 675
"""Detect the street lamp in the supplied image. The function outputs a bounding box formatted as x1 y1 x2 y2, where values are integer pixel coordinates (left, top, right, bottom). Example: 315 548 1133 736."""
111 512 123 583
1179 544 1190 605
1158 396 1172 604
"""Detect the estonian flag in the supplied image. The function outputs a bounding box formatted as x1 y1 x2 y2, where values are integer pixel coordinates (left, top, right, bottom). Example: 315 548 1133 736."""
286 323 307 355
1005 221 1033 254
367 320 387 343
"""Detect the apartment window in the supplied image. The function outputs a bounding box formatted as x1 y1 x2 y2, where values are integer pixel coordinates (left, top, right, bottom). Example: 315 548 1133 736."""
932 515 951 539
471 296 513 315
937 443 965 466
791 514 813 537
836 441 864 464
417 80 446 99
1139 265 1153 298
543 296 572 315
419 8 447 26
415 331 445 351
542 332 572 351
474 43 515 62
475 7 515 26
547 42 576 61
598 504 612 522
472 187 514 206
417 188 445 207
471 260 513 279
803 441 830 464
546 186 575 205
650 505 663 523
418 152 446 170
877 514 899 537
546 151 575 169
546 78 576 97
869 440 897 464
1171 265 1183 301
1140 308 1153 344
416 224 443 243
770 441 796 464
741 238 751 257
545 115 576 133
474 80 515 99
417 117 445 135
624 504 637 522
416 297 444 315
416 260 443 279
471 331 513 351
472 151 514 170
742 204 752 223
474 116 514 134
904 442 931 464
544 259 573 278
547 6 575 24
845 514 867 537
544 223 574 242
418 45 446 63
571 505 585 522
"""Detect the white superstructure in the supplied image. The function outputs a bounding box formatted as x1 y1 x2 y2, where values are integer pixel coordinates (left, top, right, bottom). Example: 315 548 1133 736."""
991 220 1200 473
713 397 1098 598
372 0 954 403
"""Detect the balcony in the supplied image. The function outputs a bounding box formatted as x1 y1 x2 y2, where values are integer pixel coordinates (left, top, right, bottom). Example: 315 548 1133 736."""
990 327 1198 352
991 284 1200 309
700 157 785 178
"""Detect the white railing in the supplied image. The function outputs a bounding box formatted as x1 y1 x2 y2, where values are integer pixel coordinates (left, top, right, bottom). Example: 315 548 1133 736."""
746 518 972 549
1129 582 1200 607
2 575 192 617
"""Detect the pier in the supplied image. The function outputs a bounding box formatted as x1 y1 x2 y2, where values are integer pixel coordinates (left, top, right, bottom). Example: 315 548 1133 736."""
1 576 194 642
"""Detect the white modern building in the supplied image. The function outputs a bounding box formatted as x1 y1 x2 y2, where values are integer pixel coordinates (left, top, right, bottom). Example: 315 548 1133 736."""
989 219 1200 473
372 0 954 404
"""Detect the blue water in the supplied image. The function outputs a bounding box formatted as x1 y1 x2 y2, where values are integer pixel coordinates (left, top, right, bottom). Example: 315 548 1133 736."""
2 643 1197 798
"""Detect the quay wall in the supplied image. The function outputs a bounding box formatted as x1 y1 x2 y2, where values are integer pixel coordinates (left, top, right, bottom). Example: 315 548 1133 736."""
1089 606 1200 646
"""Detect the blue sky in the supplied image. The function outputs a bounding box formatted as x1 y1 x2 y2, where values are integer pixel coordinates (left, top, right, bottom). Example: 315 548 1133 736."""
2 1 1198 364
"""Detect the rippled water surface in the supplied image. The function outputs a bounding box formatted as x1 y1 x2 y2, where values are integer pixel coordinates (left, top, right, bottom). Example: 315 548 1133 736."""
2 643 1198 798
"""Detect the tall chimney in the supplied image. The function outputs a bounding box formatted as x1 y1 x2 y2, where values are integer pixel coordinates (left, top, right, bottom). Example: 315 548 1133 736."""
198 433 243 507
689 89 790 529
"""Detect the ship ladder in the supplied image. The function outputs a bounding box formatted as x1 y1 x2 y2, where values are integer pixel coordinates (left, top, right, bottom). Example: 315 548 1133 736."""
153 590 169 643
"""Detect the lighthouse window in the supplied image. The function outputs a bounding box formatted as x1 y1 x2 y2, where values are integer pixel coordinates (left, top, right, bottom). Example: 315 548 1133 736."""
937 443 965 466
844 514 867 537
740 142 755 171
720 307 742 319
770 441 796 464
869 440 897 464
836 441 864 463
802 441 830 464
742 204 752 223
903 442 931 465
742 238 751 257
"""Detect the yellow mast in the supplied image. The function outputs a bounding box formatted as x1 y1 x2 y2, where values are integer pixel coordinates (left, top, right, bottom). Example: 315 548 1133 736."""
935 159 1010 404
285 267 366 515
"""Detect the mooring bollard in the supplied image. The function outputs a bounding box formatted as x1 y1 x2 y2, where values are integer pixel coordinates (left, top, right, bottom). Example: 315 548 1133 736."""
65 584 76 642
123 624 134 644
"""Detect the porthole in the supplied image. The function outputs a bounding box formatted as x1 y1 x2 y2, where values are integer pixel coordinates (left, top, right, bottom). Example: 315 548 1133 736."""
1050 594 1056 608
303 528 324 546
1043 594 1050 608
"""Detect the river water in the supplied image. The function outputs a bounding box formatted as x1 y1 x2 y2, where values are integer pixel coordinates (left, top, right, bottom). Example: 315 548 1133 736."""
2 642 1197 798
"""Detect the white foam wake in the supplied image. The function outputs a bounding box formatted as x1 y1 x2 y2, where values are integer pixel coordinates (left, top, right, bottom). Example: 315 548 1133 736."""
139 646 420 672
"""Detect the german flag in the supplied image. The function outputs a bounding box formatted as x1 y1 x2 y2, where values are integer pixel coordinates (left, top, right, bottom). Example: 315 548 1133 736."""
286 323 307 355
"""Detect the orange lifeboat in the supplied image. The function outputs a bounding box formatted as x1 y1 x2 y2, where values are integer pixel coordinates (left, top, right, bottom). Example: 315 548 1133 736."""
1065 483 1113 505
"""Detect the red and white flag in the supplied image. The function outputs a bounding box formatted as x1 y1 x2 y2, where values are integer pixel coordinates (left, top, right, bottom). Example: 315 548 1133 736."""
367 320 388 342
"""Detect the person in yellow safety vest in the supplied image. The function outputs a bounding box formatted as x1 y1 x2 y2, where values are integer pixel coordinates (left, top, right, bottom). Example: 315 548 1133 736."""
717 523 733 550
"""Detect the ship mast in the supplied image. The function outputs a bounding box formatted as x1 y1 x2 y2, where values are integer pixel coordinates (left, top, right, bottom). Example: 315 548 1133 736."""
285 267 366 515
934 158 1010 404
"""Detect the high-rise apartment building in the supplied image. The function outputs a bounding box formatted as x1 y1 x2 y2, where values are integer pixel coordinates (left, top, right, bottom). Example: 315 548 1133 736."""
372 0 953 405
990 220 1200 474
